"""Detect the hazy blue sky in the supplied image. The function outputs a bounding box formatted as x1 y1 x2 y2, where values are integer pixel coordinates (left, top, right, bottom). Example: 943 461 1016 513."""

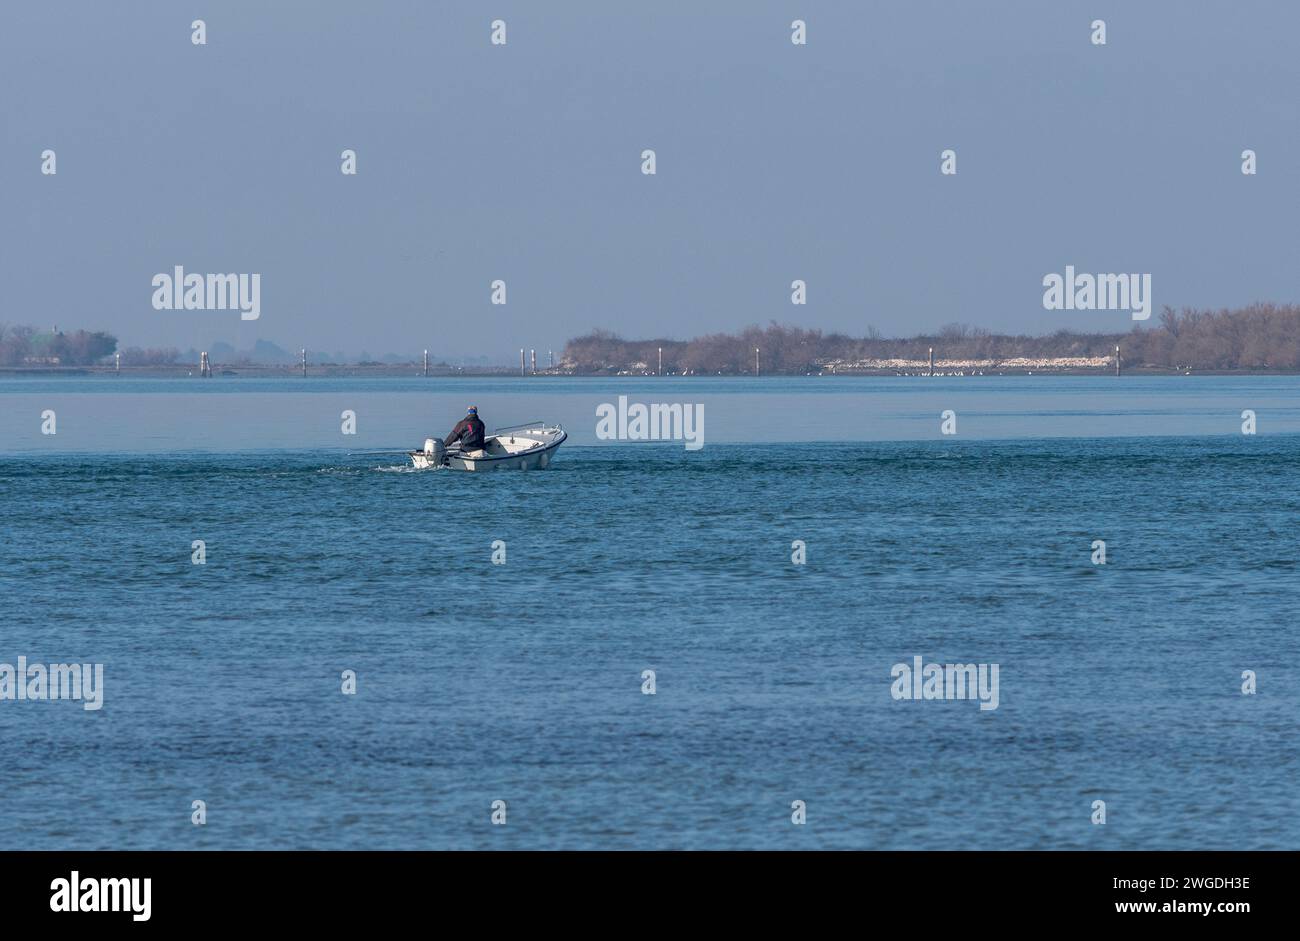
3 1 1298 362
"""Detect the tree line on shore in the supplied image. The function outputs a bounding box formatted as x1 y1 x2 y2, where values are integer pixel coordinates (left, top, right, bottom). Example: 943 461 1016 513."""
6 302 1300 371
0 324 182 367
560 304 1300 373
0 324 117 366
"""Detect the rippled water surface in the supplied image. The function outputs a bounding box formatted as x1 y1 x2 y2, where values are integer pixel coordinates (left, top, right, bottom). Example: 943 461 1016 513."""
2 377 1298 848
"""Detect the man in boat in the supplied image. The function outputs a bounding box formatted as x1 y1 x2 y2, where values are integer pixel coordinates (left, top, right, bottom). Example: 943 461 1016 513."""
444 405 487 453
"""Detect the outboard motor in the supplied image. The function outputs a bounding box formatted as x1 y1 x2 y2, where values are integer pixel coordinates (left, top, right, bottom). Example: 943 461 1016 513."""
423 438 446 466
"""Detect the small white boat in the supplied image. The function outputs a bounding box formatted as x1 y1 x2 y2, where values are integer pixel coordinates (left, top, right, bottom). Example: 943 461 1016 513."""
409 422 567 471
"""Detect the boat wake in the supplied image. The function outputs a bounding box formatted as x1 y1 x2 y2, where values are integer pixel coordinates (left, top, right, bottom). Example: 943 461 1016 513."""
371 463 441 473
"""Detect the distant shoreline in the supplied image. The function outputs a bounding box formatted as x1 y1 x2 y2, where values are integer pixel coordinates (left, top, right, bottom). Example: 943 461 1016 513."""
9 305 1300 377
3 363 1298 378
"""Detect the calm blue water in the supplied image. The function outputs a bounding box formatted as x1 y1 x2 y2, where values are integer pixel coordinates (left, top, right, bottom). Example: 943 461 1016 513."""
2 377 1298 848
3 374 1300 449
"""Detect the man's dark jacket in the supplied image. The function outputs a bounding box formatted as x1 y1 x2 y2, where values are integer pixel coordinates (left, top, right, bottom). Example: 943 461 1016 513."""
445 415 486 449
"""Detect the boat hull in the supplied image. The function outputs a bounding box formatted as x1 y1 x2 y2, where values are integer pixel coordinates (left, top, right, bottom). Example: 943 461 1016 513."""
409 425 566 472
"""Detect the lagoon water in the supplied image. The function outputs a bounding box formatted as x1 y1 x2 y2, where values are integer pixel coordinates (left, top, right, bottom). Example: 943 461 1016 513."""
2 376 1298 848
4 374 1300 449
